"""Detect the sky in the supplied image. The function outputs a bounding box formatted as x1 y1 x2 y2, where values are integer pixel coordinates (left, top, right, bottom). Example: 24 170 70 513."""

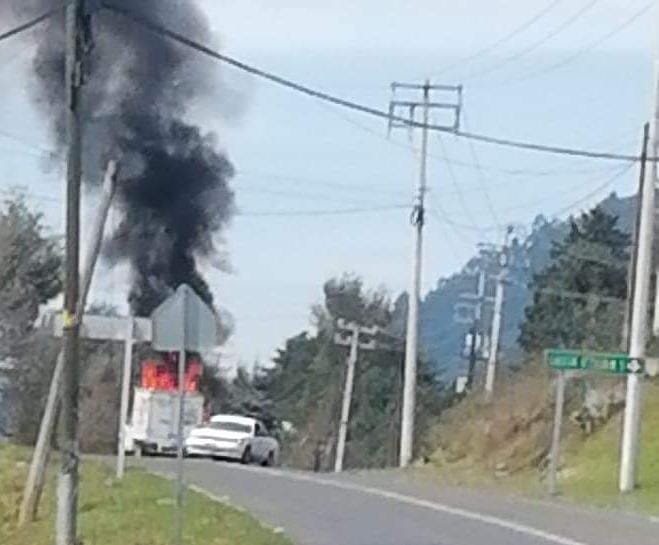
0 0 656 370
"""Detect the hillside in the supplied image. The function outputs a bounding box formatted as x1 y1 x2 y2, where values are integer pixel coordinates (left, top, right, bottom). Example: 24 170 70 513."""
417 192 636 379
426 371 659 514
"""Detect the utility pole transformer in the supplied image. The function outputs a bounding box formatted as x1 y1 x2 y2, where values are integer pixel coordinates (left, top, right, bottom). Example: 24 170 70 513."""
389 80 461 467
620 66 659 492
333 319 378 472
58 1 86 544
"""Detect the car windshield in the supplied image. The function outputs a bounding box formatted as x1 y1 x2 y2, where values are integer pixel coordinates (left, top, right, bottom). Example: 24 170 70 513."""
207 421 252 433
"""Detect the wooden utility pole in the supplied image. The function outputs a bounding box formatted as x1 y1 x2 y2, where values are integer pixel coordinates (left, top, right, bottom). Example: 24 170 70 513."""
57 1 86 542
19 161 118 525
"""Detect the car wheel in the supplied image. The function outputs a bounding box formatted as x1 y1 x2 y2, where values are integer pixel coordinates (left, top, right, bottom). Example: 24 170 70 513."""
263 451 275 467
240 446 252 465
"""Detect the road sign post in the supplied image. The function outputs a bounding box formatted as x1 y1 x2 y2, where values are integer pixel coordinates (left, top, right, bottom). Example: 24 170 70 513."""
544 349 645 495
151 285 218 545
547 372 566 496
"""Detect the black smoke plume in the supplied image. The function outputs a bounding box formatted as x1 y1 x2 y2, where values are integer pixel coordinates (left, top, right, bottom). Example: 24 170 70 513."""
6 1 235 317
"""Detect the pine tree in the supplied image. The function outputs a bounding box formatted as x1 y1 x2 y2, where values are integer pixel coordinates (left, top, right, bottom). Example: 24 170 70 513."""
519 207 630 353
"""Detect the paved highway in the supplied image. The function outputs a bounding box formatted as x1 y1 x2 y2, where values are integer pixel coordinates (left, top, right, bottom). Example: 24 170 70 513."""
135 458 658 545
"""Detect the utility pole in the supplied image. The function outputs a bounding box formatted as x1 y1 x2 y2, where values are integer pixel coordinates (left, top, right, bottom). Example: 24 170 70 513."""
58 1 86 543
485 227 513 397
333 319 377 472
466 268 486 389
484 273 504 396
623 123 649 351
389 80 461 467
19 161 118 525
620 74 658 493
116 316 134 479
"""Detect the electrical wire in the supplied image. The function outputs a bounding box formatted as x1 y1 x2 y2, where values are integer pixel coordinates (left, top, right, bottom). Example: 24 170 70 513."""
317 101 629 178
513 1 654 83
551 162 634 217
237 204 409 218
2 184 410 218
497 163 632 214
460 110 502 229
427 161 633 233
236 168 407 198
0 128 63 159
102 2 644 164
0 4 65 44
435 133 479 229
431 0 563 77
461 0 603 82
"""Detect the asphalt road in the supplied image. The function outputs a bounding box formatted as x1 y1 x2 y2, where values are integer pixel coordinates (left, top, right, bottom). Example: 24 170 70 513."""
134 457 658 545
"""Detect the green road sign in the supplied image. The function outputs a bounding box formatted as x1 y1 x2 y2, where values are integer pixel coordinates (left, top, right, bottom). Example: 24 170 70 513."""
545 349 644 375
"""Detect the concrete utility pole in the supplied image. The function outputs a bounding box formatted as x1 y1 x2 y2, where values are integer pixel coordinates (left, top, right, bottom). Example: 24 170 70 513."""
624 123 649 351
19 161 118 525
485 230 512 397
333 319 377 472
485 272 504 396
466 268 486 389
389 80 461 467
620 68 658 493
58 1 86 541
116 316 134 479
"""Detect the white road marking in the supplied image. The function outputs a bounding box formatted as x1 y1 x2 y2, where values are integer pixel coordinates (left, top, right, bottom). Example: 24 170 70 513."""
229 463 591 545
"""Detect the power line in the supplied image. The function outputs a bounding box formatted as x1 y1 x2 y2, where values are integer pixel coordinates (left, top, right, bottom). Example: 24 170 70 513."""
317 100 629 179
513 1 653 83
461 110 502 229
497 163 632 213
552 162 634 217
235 168 407 198
462 0 603 82
102 2 644 164
237 204 409 218
427 162 633 233
0 4 65 44
0 128 63 159
435 133 479 229
431 0 563 77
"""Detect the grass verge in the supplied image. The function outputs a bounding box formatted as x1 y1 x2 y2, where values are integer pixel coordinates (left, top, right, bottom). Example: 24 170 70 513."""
0 444 293 545
559 381 659 514
426 378 659 517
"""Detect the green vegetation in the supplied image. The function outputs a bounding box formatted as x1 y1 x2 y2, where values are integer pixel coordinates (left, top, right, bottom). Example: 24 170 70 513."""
0 445 293 545
254 275 449 470
520 207 630 353
559 381 659 514
426 379 659 516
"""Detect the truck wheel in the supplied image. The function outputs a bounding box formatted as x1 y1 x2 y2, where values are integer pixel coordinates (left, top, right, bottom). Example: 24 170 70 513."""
240 447 252 465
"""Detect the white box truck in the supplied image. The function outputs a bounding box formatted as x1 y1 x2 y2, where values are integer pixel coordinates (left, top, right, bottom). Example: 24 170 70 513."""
125 387 204 456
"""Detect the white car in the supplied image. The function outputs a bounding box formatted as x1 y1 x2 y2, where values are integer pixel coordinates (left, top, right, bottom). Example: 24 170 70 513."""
184 414 280 465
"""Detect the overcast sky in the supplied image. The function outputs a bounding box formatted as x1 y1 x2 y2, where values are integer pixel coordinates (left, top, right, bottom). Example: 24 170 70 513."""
0 0 656 369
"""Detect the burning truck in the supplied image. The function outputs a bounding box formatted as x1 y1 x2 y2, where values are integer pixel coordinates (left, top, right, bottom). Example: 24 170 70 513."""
124 352 205 456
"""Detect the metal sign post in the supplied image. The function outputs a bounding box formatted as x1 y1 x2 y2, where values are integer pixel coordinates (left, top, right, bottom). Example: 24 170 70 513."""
151 285 218 545
547 371 566 496
544 349 645 495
